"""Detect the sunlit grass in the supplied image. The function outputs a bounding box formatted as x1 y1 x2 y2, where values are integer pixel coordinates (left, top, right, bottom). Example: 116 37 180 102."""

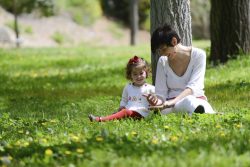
0 42 249 166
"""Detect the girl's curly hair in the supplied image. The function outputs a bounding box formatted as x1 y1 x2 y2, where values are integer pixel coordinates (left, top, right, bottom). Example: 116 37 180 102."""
126 56 151 80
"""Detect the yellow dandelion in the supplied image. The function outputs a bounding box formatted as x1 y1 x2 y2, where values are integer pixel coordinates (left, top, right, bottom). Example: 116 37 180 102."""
131 131 137 136
31 72 38 78
151 138 158 144
235 124 242 128
8 156 13 161
191 131 196 134
49 119 57 123
164 125 170 130
15 141 21 146
220 132 225 137
18 130 24 134
216 125 221 129
45 149 53 156
40 138 48 144
65 150 71 155
96 136 104 142
71 135 80 142
23 142 29 147
76 148 84 154
14 72 21 77
170 136 178 142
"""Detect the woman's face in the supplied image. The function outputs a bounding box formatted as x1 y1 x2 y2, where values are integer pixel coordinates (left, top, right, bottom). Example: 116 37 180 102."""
158 45 176 59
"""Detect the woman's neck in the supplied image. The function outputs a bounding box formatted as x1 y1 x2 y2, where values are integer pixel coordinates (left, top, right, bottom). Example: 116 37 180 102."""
175 44 192 57
168 44 192 64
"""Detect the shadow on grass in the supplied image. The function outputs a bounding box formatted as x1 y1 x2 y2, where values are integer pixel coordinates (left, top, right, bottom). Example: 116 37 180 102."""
205 80 250 109
0 68 124 118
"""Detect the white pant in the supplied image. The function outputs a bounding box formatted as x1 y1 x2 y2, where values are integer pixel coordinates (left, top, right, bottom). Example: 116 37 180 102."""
161 95 215 115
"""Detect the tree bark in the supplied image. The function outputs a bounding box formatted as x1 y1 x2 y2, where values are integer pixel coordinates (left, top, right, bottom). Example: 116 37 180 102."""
130 0 139 46
150 0 192 84
13 0 20 48
210 0 250 64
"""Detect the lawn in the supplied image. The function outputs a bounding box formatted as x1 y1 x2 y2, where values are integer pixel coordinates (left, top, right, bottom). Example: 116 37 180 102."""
0 43 250 167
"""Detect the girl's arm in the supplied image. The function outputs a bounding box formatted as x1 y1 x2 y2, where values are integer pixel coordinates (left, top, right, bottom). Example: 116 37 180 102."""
118 85 128 111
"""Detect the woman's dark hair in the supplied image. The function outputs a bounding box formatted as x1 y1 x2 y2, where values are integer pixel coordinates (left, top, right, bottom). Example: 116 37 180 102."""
151 24 181 54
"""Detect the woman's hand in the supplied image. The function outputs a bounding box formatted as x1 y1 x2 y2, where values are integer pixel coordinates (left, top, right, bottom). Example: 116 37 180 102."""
148 100 175 110
143 94 161 106
163 100 175 108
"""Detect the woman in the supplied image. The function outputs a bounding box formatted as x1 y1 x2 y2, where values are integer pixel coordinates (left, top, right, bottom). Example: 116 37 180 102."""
145 24 215 115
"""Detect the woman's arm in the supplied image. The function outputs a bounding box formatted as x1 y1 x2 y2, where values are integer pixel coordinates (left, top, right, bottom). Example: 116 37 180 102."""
155 57 169 104
186 49 206 95
164 88 192 107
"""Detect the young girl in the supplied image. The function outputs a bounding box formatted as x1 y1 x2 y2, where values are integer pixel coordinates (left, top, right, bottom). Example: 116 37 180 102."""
88 55 155 122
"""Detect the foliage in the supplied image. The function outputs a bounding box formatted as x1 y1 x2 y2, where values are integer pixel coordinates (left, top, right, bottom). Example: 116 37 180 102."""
56 0 102 25
5 21 33 34
51 31 65 44
101 0 150 30
0 43 249 166
0 0 55 16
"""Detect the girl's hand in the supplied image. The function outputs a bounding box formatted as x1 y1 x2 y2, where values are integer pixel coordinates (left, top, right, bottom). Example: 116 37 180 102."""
143 94 161 106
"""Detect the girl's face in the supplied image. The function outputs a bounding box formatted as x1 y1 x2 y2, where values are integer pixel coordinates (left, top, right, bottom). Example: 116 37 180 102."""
159 45 176 59
131 67 146 86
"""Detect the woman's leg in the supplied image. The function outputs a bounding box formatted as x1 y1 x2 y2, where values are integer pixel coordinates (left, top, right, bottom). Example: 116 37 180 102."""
89 109 142 122
174 95 215 114
197 98 215 114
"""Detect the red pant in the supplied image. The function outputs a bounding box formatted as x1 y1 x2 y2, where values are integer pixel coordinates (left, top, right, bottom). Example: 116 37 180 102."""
97 109 142 122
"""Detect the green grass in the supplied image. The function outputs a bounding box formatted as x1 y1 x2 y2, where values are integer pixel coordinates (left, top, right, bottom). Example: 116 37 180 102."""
0 43 249 166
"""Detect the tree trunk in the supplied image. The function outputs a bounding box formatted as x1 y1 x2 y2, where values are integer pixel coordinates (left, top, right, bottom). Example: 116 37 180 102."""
130 0 139 46
13 0 20 48
150 0 192 84
210 0 250 64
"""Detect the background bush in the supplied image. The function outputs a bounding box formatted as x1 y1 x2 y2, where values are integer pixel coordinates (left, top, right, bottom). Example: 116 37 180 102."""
56 0 102 25
101 0 150 30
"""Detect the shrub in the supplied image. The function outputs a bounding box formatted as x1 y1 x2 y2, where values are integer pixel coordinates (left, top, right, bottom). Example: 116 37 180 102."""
51 31 65 44
67 0 102 25
101 0 150 30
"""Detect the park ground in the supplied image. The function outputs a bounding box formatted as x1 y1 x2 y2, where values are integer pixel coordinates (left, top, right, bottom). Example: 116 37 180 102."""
0 6 149 48
0 42 250 166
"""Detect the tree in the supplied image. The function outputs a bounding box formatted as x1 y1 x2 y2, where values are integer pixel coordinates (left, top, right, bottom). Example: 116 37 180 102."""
0 0 54 47
130 0 139 46
210 0 250 64
150 0 192 84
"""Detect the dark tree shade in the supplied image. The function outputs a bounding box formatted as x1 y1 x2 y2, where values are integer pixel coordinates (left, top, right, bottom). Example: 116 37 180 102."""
210 0 250 64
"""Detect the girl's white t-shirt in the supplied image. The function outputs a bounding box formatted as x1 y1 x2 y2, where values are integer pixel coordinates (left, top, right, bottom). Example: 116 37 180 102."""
120 83 155 117
155 47 206 101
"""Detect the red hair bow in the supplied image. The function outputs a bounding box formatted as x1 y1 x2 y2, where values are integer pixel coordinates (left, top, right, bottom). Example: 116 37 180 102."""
128 56 140 64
